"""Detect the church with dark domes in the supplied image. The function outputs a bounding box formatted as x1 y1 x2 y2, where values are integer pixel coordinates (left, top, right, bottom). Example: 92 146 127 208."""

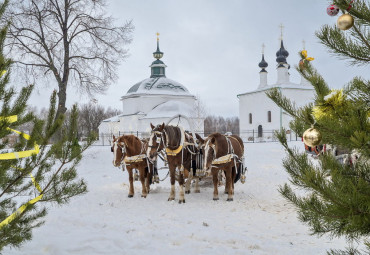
238 34 314 141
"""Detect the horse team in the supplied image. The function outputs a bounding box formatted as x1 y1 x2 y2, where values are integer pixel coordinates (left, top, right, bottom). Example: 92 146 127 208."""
111 123 246 203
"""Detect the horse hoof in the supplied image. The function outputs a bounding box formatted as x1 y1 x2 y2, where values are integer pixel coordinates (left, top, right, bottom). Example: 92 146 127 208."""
128 194 134 198
227 198 233 202
195 190 200 193
213 198 219 201
179 199 185 204
141 195 147 198
224 191 228 194
168 198 175 201
185 190 190 194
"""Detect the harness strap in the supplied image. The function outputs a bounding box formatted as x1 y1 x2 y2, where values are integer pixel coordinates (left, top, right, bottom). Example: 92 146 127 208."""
124 154 146 163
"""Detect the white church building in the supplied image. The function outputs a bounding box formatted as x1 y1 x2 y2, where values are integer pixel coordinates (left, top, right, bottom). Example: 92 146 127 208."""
238 39 315 141
98 37 204 143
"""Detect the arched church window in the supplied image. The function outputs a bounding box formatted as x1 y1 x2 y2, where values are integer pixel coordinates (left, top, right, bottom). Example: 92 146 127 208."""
249 113 252 124
268 111 271 122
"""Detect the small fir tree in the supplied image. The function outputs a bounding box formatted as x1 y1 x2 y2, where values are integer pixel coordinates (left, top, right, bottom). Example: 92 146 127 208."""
267 0 369 254
0 0 95 250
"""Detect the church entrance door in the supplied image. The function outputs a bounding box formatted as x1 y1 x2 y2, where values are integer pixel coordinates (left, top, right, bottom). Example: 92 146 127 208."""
258 125 263 138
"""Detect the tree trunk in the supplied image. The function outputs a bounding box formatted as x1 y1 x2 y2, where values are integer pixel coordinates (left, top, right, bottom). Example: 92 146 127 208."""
56 84 67 120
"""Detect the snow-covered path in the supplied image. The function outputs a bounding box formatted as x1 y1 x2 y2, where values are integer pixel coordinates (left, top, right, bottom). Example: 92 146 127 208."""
5 141 347 255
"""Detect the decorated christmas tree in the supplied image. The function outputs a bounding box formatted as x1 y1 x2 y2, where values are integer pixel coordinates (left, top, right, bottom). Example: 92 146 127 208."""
267 0 369 253
0 0 95 250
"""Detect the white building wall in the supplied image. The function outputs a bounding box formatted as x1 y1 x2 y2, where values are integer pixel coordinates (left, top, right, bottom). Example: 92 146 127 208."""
239 87 315 141
121 95 195 115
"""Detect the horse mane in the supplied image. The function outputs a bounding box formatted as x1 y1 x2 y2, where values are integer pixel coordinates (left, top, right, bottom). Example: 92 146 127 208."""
164 125 182 150
230 135 244 154
121 135 142 155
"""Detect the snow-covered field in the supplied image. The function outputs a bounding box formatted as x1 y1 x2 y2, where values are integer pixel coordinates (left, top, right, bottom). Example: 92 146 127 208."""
5 141 348 255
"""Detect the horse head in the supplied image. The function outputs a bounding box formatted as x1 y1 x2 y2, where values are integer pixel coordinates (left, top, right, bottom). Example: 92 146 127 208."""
196 133 217 170
147 123 165 161
111 135 126 167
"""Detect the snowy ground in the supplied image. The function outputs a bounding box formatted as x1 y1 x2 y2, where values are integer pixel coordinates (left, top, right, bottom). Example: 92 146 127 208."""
5 141 348 255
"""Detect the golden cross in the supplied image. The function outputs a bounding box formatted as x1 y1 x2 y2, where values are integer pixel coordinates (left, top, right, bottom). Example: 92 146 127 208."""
279 23 284 41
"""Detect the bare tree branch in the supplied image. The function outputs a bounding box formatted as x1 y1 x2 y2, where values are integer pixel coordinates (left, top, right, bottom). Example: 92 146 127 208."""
4 0 134 118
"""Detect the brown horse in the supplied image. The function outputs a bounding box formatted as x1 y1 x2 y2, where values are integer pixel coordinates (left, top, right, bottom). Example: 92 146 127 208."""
196 133 245 201
112 135 155 198
147 123 199 203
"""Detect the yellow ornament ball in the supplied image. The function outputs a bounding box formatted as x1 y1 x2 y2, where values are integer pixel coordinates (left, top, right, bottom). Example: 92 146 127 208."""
337 13 354 30
303 128 322 147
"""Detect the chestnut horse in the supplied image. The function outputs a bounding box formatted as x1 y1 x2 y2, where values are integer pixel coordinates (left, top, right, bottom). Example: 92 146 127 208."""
112 135 155 198
196 133 245 201
147 123 199 203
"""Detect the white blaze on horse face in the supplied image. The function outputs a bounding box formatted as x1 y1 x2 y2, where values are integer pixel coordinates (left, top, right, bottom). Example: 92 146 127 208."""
204 140 211 170
147 132 155 159
113 142 118 166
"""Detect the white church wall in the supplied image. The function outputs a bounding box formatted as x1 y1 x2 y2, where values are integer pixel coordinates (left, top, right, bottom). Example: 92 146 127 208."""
239 87 315 142
121 95 195 116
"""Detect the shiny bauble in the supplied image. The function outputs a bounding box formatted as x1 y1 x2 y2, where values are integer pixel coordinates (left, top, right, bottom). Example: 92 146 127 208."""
327 4 340 16
303 128 322 147
337 13 354 30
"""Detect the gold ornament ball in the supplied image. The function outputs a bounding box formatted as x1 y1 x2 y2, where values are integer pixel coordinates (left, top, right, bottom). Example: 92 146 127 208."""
303 128 322 147
337 13 354 30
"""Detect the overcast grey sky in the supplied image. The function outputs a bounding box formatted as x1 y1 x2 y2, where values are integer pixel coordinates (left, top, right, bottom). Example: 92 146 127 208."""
27 0 370 117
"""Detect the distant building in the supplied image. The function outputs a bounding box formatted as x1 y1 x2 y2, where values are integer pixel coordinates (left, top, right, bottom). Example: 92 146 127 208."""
98 36 204 143
238 39 314 141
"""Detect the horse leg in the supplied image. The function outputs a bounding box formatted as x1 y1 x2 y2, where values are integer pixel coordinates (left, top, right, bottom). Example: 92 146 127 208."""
146 165 152 194
168 165 176 201
178 172 185 204
224 170 229 194
226 167 234 201
232 164 237 191
185 170 192 194
127 167 134 198
139 167 147 198
194 178 200 193
212 168 219 200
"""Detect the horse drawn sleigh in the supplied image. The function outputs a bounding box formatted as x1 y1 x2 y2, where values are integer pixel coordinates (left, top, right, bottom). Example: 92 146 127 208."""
111 115 247 203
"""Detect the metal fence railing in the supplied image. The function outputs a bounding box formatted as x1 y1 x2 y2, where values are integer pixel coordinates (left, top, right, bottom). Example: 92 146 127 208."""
239 129 299 143
94 129 299 146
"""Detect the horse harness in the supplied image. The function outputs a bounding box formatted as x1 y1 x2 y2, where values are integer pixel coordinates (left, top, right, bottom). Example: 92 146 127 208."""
114 138 158 181
150 126 198 175
206 135 247 183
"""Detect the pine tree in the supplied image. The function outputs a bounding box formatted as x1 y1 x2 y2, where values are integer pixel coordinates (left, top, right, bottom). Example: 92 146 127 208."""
267 0 370 254
0 0 95 250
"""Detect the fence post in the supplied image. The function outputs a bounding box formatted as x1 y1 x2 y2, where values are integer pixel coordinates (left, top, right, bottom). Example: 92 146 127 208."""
252 129 255 143
137 131 139 137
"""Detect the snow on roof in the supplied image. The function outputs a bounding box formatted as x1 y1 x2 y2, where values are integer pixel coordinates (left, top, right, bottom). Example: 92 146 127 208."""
142 100 193 119
102 112 145 122
237 82 314 97
125 77 192 96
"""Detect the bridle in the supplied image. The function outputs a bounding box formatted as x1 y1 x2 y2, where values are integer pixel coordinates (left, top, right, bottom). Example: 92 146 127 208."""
112 139 126 167
204 139 217 169
148 130 165 155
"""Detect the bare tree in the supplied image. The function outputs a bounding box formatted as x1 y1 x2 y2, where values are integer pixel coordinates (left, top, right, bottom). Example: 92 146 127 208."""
204 115 239 136
78 102 121 137
192 94 207 132
5 0 134 118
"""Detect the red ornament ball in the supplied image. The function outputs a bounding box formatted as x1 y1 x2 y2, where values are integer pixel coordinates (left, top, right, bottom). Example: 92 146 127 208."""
327 4 340 16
